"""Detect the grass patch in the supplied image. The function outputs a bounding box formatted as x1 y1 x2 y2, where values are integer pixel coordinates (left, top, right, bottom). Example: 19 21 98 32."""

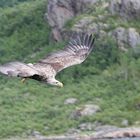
0 56 140 138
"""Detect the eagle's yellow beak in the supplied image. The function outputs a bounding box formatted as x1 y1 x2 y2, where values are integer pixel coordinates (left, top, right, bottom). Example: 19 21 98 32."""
58 82 63 88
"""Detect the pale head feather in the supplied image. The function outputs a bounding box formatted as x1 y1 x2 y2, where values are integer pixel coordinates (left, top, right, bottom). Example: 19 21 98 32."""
47 78 63 87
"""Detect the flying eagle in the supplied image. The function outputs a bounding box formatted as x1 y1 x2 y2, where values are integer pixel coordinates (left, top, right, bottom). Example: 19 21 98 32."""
0 33 95 87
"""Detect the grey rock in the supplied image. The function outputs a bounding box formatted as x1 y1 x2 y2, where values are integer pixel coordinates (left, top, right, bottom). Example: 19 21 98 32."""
121 0 140 20
94 125 119 132
127 28 140 48
94 127 140 138
46 0 74 41
78 121 102 131
46 0 99 41
110 27 127 42
33 127 140 139
70 109 81 119
51 27 62 41
27 127 140 140
109 0 140 20
78 123 94 131
72 0 98 14
66 128 81 135
110 27 140 49
110 27 127 50
121 119 129 127
46 0 74 29
31 130 41 136
31 130 46 140
80 104 101 116
64 98 78 105
109 0 121 15
71 104 100 119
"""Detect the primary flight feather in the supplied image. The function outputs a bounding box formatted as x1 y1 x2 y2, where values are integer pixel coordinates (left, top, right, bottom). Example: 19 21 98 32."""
0 33 95 87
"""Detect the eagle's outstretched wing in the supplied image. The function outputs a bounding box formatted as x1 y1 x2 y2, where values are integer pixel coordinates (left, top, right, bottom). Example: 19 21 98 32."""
0 61 39 77
38 33 95 72
0 33 95 80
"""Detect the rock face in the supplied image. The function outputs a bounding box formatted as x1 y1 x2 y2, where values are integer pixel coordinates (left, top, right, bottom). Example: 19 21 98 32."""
46 0 140 48
47 0 74 29
109 0 140 20
127 28 140 48
46 0 99 41
25 127 140 140
94 127 140 138
46 0 75 41
110 27 140 49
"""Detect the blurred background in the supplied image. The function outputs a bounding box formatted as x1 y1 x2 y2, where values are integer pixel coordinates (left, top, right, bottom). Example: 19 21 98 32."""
0 0 140 139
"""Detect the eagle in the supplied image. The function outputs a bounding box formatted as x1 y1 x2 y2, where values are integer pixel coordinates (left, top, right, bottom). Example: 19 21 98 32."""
0 33 95 87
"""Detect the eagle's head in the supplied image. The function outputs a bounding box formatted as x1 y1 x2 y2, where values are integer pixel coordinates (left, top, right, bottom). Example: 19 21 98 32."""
47 78 63 88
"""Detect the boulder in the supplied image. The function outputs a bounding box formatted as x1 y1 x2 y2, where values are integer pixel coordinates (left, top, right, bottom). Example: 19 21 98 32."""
66 128 81 135
109 27 140 49
64 98 78 105
109 27 128 50
95 127 140 138
80 104 101 116
127 28 140 48
121 119 129 127
78 123 95 131
70 104 100 119
78 121 102 131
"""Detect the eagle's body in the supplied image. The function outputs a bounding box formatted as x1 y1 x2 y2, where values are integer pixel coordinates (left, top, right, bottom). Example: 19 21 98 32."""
0 33 95 87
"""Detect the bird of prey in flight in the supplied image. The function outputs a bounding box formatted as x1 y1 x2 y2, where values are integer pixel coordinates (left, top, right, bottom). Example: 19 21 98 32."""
0 33 95 87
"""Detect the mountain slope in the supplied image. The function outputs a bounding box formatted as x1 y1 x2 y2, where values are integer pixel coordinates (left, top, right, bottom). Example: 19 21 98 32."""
0 0 140 139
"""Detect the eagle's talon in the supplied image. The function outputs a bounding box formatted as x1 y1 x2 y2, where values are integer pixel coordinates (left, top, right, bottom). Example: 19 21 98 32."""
21 78 26 83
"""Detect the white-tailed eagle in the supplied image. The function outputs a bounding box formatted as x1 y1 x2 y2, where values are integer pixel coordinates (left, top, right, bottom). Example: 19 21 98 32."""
0 33 95 87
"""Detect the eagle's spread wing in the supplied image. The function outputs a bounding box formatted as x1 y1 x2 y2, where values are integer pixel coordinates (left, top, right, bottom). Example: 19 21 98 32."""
0 61 39 77
38 34 95 72
0 33 95 81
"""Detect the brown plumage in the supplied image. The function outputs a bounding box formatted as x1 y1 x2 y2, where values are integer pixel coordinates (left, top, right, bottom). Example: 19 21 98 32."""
0 33 95 87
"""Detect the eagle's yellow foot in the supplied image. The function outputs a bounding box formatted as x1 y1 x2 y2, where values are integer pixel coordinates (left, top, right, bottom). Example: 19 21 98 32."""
21 78 26 83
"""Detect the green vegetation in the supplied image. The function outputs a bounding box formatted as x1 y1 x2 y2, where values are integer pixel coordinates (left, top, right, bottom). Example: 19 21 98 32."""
0 0 140 139
0 0 50 63
0 0 35 8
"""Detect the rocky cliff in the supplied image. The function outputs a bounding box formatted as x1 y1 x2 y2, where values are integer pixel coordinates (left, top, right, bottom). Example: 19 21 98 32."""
46 0 140 50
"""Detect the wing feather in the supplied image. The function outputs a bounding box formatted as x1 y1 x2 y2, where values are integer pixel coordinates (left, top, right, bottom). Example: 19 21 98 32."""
38 33 95 73
0 61 39 77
